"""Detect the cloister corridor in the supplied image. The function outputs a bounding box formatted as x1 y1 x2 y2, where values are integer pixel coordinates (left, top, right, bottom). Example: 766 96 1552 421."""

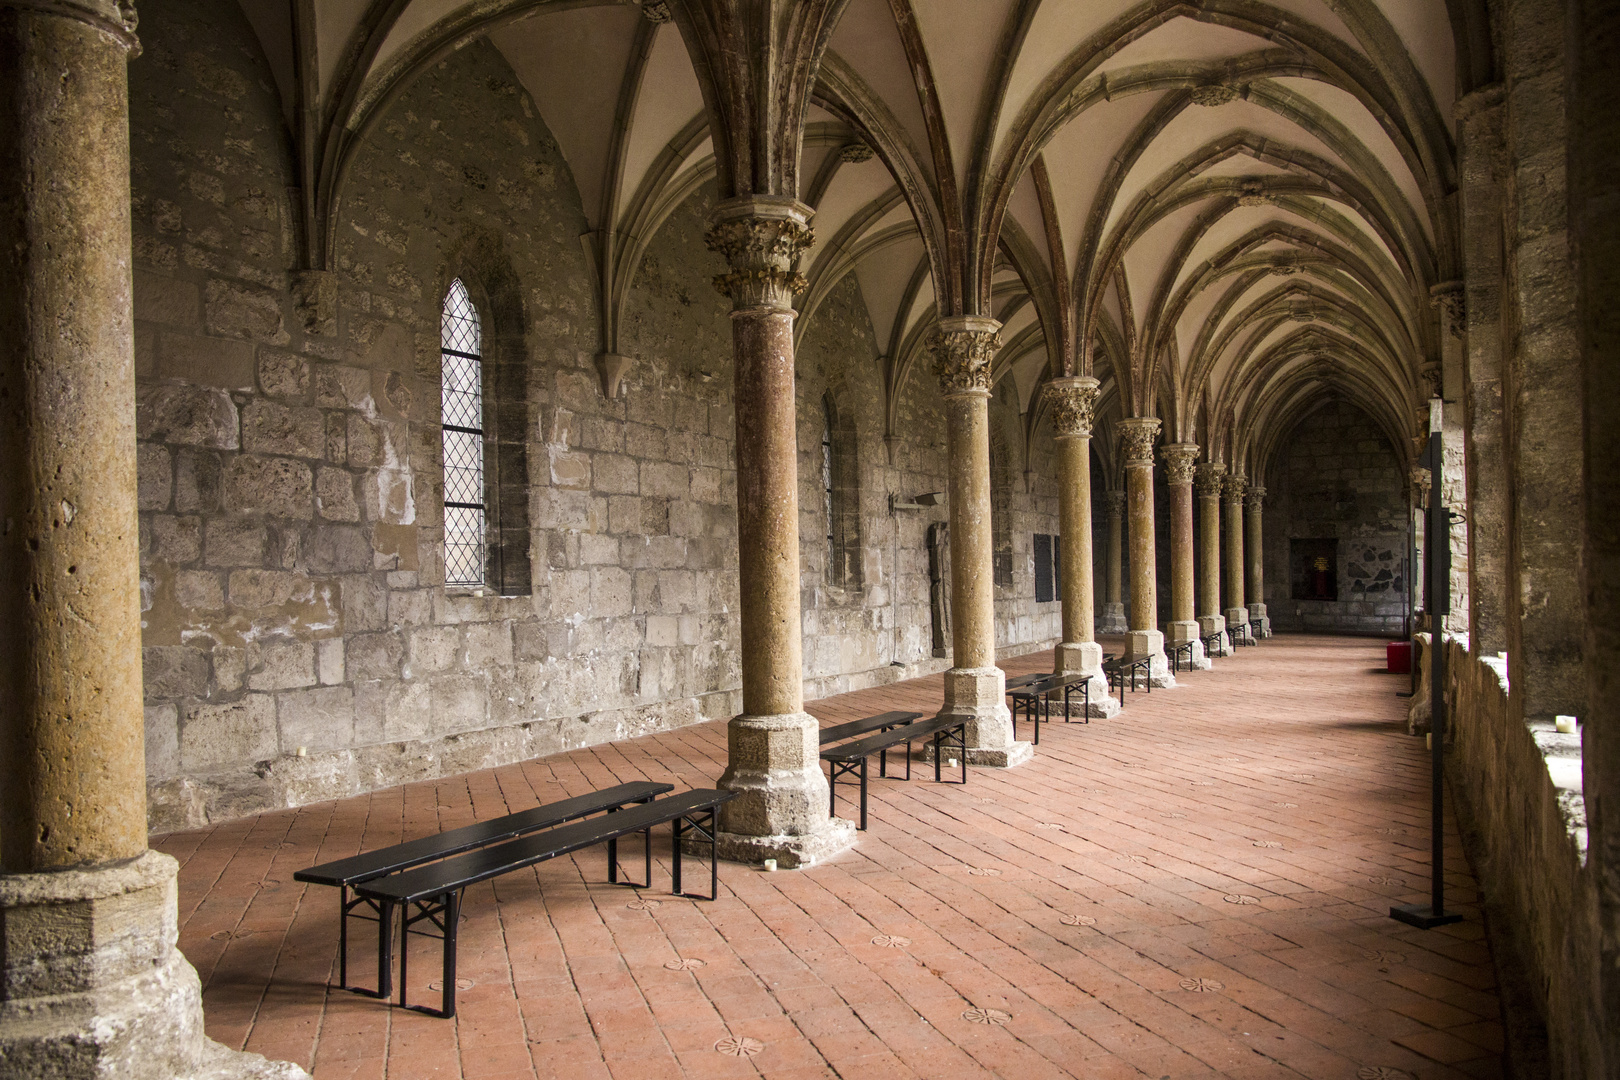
156 636 1504 1080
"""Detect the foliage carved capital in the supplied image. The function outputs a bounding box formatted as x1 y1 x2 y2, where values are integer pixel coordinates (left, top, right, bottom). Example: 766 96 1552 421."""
1118 417 1161 467
1246 485 1266 510
1222 472 1249 502
1043 376 1099 437
706 198 814 311
6 0 141 50
1104 489 1128 516
1195 460 1226 498
1160 444 1200 486
928 317 1002 396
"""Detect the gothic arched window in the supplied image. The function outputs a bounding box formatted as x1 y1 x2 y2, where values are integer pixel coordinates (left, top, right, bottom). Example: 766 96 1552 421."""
440 279 486 587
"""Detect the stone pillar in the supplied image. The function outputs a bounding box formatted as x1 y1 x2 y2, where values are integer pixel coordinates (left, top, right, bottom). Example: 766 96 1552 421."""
1162 444 1209 669
1245 485 1270 637
1222 472 1250 635
1045 377 1119 716
0 3 304 1075
928 318 1030 766
1195 461 1228 653
705 197 854 865
1119 418 1174 686
1410 465 1430 619
1099 490 1128 633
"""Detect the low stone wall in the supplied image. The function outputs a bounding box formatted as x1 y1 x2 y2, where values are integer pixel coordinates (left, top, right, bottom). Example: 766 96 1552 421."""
1439 637 1602 1075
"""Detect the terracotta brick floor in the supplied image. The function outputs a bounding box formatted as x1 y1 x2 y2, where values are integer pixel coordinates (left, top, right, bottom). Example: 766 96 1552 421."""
156 634 1505 1080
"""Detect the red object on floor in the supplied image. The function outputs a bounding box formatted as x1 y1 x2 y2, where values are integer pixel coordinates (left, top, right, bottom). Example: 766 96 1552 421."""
1387 640 1412 673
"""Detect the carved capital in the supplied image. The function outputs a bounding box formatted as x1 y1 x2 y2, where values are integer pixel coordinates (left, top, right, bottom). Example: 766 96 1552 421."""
640 0 671 22
839 142 874 164
1222 472 1248 502
705 197 814 311
1118 417 1161 467
1430 281 1465 338
1043 376 1099 437
6 0 141 51
1195 460 1226 498
1246 485 1266 511
1161 443 1199 487
928 316 1001 396
1104 490 1127 517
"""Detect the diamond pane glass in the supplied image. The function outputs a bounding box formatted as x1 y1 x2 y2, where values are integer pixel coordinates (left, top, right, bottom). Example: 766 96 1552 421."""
441 280 485 587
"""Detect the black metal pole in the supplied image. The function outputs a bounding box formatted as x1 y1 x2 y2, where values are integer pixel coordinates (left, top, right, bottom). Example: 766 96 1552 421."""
1393 415 1462 929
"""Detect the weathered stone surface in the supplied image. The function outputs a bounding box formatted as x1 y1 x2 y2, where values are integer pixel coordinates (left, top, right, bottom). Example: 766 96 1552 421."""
138 385 240 448
181 695 277 771
223 455 313 518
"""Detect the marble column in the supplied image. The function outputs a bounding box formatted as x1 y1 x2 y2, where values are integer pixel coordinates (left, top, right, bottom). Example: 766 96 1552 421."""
1195 461 1228 654
928 318 1030 766
0 3 303 1076
1119 418 1175 686
1099 490 1128 633
1162 444 1209 669
1223 472 1250 635
1245 485 1270 637
1045 377 1120 717
706 197 854 865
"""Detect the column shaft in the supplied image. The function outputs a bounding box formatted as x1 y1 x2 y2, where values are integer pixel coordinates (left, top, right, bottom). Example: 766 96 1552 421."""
1119 419 1173 685
930 317 1027 767
1045 377 1117 715
0 0 145 873
1223 474 1248 631
1161 444 1206 668
1245 486 1269 637
1195 462 1227 651
1102 491 1126 631
706 197 851 865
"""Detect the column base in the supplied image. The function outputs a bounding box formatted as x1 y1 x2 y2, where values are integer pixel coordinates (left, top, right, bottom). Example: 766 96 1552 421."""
1168 621 1213 671
1097 604 1128 634
1127 630 1177 688
0 851 308 1080
1198 614 1231 656
933 666 1032 767
1248 603 1271 638
1055 641 1121 717
714 711 855 868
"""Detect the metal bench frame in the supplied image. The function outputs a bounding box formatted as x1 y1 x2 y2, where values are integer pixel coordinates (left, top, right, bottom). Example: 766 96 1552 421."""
822 718 967 830
1009 673 1090 744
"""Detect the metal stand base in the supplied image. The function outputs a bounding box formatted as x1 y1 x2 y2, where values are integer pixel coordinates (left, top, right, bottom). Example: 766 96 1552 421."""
1390 903 1464 929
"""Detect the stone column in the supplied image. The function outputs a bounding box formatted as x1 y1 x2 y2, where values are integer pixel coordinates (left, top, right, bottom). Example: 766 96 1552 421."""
1195 461 1228 654
1410 465 1430 619
929 318 1030 766
1162 444 1209 669
1223 472 1250 635
1099 489 1128 633
706 197 854 865
0 4 303 1076
1045 377 1119 717
1245 485 1270 637
1119 418 1174 686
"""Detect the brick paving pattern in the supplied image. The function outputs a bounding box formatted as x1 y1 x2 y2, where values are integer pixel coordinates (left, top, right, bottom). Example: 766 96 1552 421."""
155 634 1505 1079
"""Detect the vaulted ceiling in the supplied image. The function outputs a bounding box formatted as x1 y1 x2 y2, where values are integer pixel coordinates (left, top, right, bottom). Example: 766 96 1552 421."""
232 0 1485 481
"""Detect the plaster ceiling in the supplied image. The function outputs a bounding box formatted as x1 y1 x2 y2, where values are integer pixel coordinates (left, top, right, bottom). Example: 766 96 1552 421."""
233 0 1463 475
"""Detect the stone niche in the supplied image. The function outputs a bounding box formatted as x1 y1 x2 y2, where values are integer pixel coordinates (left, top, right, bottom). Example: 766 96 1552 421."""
1263 401 1408 635
129 0 1062 832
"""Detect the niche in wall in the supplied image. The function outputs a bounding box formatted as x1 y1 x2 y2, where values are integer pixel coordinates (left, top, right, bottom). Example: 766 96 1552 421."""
1033 533 1061 603
1291 538 1339 600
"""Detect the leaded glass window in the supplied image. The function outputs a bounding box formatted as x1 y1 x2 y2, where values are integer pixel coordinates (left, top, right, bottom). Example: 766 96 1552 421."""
441 280 485 586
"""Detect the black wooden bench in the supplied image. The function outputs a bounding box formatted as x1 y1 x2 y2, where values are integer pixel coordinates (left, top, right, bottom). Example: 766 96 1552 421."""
1169 638 1197 672
1202 630 1227 658
1104 653 1153 694
1008 672 1090 744
355 789 736 1019
293 780 672 999
821 715 967 829
819 710 923 779
1230 621 1255 647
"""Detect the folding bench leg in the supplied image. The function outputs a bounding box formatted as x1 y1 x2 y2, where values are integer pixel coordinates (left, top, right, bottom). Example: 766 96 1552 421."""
373 897 394 1001
399 891 460 1019
860 755 869 831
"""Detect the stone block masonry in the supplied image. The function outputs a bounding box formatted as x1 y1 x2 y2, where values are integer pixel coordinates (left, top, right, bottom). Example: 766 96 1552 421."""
130 0 1063 831
1262 401 1409 635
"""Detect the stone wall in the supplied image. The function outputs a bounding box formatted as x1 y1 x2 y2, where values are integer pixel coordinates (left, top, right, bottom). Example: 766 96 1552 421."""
1441 637 1600 1076
1262 401 1408 634
130 0 1060 832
